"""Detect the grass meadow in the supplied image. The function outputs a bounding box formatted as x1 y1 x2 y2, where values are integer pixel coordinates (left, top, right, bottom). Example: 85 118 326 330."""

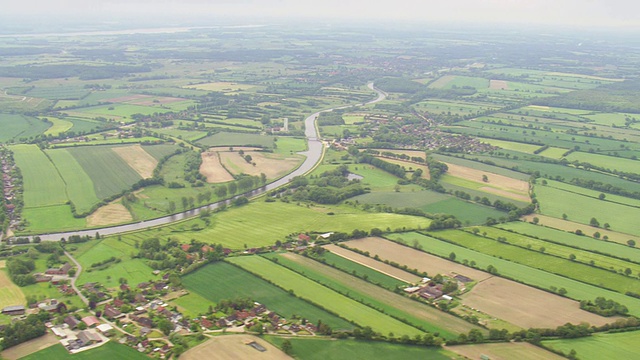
11 144 67 208
0 114 50 142
543 331 640 360
318 251 407 290
46 148 100 214
197 132 275 148
21 342 148 360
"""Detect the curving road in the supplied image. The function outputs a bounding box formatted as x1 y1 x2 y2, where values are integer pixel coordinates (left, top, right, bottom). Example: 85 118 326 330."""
28 83 387 241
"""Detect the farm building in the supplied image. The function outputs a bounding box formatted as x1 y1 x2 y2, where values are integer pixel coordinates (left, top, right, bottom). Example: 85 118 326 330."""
77 330 102 346
64 316 81 329
2 305 25 316
96 323 113 334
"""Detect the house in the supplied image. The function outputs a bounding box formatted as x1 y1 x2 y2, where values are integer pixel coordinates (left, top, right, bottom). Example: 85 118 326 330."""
140 327 152 336
51 326 67 338
119 284 130 292
153 282 167 291
134 294 146 303
200 318 213 329
81 316 100 328
2 305 25 316
96 323 113 334
34 274 53 283
103 304 123 319
298 234 310 242
64 316 81 329
39 300 67 313
180 244 191 252
136 317 154 328
45 263 72 276
113 298 125 308
137 282 150 289
419 284 443 299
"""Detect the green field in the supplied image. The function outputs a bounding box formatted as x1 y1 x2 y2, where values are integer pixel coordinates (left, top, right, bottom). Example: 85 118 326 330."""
431 229 640 295
140 144 179 160
265 336 456 360
386 232 640 316
498 222 640 263
21 205 86 233
229 256 423 336
11 144 68 208
74 237 155 287
543 331 640 360
42 117 73 135
21 341 149 360
566 152 640 174
182 262 353 330
197 132 275 148
66 145 142 199
352 191 507 225
478 138 542 154
46 148 100 214
535 181 640 236
263 253 479 338
120 201 431 249
0 114 50 142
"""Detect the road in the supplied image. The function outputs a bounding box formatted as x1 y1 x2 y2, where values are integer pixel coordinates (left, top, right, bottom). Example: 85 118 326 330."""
26 83 387 241
64 250 89 306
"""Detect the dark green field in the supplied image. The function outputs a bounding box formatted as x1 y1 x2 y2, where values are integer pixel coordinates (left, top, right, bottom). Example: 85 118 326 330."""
21 342 148 360
182 262 353 330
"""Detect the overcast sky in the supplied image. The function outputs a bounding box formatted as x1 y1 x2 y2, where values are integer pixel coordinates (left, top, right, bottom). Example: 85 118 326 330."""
4 0 640 29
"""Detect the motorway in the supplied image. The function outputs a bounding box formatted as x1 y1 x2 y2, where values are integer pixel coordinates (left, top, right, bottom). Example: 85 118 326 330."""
28 83 387 241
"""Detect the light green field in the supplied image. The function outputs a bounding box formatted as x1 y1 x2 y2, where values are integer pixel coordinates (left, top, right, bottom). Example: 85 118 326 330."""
386 232 640 316
46 148 100 214
265 336 457 360
583 112 636 127
543 331 640 360
428 75 489 89
120 201 431 249
11 144 68 208
479 138 542 153
229 256 423 336
74 237 155 287
0 114 50 142
535 181 640 236
42 117 73 135
171 292 212 318
566 152 640 174
538 146 568 158
0 269 26 309
343 114 365 124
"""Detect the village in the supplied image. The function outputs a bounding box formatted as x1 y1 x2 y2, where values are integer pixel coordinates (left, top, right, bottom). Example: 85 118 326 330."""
0 146 20 239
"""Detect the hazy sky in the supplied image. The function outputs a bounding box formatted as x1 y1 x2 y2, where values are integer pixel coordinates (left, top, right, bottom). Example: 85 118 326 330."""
4 0 640 28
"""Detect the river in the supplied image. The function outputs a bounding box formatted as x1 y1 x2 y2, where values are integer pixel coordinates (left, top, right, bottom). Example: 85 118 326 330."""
26 83 387 241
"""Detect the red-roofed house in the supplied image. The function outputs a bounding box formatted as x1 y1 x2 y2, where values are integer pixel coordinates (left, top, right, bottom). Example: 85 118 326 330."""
81 316 100 328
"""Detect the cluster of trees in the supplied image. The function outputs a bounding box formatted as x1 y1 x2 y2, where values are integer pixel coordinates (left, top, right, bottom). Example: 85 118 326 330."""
317 111 346 126
580 297 629 316
358 154 406 179
183 151 206 186
6 257 35 286
287 165 367 204
137 237 226 271
570 178 640 200
90 256 121 269
0 312 50 350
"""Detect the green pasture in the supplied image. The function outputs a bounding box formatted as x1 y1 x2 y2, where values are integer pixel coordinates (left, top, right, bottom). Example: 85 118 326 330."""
428 75 489 90
26 85 89 100
154 127 208 142
11 144 68 208
75 237 155 287
537 146 568 159
42 117 73 135
182 262 352 330
46 148 100 214
546 180 640 208
543 331 640 360
229 256 423 336
566 152 640 174
431 229 640 295
197 132 274 148
498 222 640 263
414 100 496 117
121 201 431 249
422 197 507 225
171 291 212 318
535 181 640 236
584 112 636 127
263 253 478 338
473 226 640 277
479 138 542 154
20 205 85 234
273 136 307 155
319 251 408 290
140 144 179 160
440 182 529 208
21 342 149 360
265 336 456 360
67 145 142 199
21 281 85 310
385 232 640 316
74 103 177 119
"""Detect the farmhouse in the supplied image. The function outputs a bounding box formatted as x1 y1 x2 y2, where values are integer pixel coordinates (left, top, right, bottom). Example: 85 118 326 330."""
81 316 100 328
2 305 25 316
103 304 123 319
64 315 81 329
45 263 72 275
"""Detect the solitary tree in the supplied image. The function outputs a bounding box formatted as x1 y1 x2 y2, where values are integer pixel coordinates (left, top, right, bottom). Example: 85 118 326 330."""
590 218 600 227
628 239 636 247
449 252 456 261
599 193 606 200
